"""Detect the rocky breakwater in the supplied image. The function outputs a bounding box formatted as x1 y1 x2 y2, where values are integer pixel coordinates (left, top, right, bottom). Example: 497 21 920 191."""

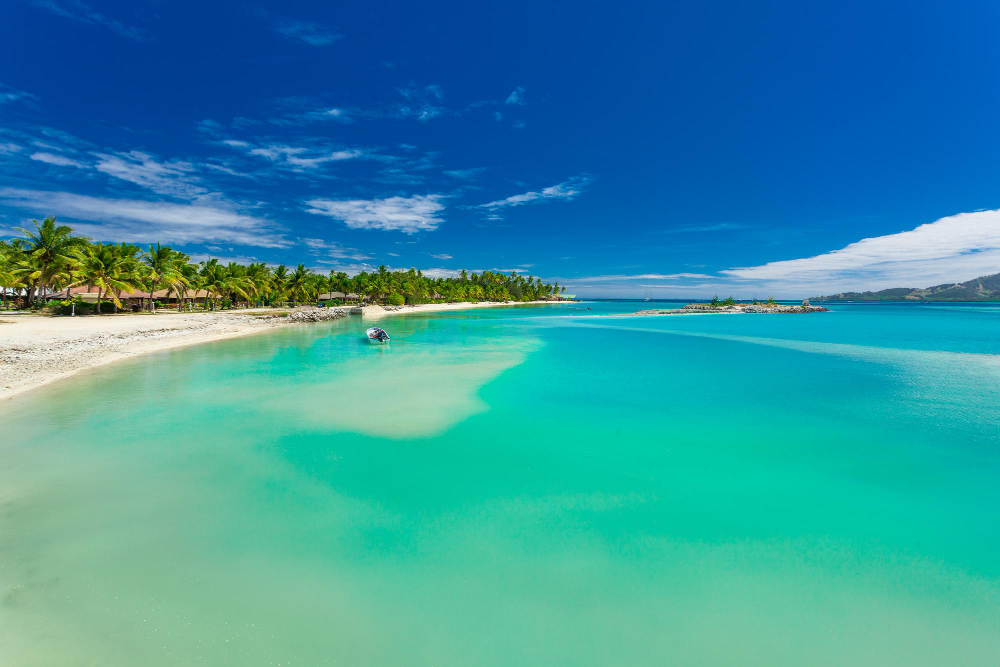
620 302 829 317
681 302 829 314
277 308 348 323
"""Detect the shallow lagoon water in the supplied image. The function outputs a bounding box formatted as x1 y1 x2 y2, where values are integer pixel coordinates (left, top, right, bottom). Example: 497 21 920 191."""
2 302 999 665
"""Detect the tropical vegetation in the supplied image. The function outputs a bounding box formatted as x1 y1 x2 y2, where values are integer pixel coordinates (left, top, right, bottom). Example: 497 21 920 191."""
0 218 566 313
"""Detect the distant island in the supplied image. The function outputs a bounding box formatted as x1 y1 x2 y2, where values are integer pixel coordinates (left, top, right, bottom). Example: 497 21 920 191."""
812 272 1000 302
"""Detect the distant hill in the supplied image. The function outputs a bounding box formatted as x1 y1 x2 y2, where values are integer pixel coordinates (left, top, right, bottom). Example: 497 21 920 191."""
812 272 1000 302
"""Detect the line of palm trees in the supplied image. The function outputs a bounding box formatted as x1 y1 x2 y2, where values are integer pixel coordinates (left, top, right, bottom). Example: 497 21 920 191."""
0 218 565 313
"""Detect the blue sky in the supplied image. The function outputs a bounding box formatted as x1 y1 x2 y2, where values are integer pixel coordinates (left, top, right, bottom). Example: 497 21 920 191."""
3 0 1000 297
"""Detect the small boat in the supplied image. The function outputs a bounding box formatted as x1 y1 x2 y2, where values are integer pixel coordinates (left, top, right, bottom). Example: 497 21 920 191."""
366 327 390 343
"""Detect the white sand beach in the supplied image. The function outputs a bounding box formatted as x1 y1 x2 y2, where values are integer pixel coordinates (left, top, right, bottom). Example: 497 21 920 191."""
0 301 558 399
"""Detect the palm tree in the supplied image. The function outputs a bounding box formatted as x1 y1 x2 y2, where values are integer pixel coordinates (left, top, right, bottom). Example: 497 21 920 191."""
111 243 143 312
172 262 203 310
76 243 138 314
246 262 272 307
271 265 289 305
14 218 89 308
199 258 225 310
327 271 350 301
6 217 567 311
224 262 253 307
0 240 23 308
285 264 312 304
142 243 187 311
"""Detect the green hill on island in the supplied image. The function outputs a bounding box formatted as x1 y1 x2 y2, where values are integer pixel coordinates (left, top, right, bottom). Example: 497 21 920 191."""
812 272 1000 302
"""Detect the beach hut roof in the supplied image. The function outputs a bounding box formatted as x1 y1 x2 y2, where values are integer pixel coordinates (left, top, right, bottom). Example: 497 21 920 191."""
118 289 212 299
44 287 212 301
44 286 98 300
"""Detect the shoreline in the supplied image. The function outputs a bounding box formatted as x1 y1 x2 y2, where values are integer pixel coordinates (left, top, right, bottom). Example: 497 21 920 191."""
0 301 563 399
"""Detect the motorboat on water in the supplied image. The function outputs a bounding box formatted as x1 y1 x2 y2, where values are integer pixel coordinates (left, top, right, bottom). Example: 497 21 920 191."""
366 327 390 342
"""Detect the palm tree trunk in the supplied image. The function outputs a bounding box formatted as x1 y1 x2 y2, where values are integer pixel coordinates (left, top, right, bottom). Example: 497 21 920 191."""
35 262 47 309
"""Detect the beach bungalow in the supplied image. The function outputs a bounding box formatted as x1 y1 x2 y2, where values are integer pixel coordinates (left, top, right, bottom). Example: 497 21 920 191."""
109 289 212 310
45 286 213 310
44 286 101 302
321 292 367 304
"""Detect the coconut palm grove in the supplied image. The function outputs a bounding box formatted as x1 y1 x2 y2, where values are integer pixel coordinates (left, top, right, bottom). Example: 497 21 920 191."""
0 218 566 312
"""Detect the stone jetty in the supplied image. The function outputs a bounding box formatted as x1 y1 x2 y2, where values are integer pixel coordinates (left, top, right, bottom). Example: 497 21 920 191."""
615 302 829 317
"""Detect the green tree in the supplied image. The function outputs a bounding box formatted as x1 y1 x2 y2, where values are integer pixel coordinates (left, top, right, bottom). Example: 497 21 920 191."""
172 262 204 310
76 243 139 314
143 243 187 311
285 264 313 303
200 258 225 310
14 217 89 308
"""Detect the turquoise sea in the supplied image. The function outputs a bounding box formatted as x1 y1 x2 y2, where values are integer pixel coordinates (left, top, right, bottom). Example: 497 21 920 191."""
2 301 999 665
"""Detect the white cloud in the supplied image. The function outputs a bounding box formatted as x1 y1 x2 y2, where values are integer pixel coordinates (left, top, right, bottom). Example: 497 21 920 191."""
420 266 532 279
420 268 462 279
660 223 749 234
0 142 22 154
557 208 1000 299
430 253 452 260
720 208 1000 292
240 143 362 170
444 167 486 180
0 188 287 248
260 83 466 127
300 237 372 261
29 151 88 168
479 175 592 214
274 19 340 46
31 0 146 40
93 151 208 198
570 273 713 282
395 84 445 121
306 194 445 234
203 161 253 179
505 87 525 105
251 8 341 46
187 253 276 267
0 84 38 105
